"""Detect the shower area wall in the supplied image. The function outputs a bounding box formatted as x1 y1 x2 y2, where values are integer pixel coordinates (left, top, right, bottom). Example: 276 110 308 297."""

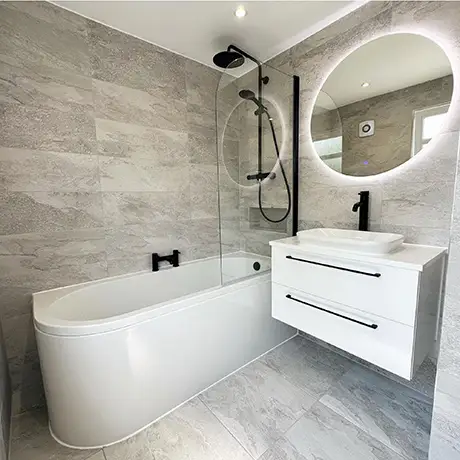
217 61 298 282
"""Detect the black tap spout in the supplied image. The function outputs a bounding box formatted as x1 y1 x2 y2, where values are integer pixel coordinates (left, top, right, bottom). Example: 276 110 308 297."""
152 250 180 272
352 191 369 231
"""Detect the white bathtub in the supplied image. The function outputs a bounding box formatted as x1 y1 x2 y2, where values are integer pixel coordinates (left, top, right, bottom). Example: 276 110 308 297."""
33 252 295 449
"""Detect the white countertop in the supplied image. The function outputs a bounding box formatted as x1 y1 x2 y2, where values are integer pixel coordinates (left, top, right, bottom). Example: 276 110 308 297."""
270 236 447 271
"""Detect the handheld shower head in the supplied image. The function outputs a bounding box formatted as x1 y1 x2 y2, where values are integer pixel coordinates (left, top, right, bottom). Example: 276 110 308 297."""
238 89 269 116
238 89 256 100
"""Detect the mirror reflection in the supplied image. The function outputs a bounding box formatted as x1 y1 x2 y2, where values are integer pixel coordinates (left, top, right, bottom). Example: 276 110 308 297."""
311 34 453 176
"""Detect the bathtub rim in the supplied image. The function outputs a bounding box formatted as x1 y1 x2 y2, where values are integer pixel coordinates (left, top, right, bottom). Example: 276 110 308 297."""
34 254 271 338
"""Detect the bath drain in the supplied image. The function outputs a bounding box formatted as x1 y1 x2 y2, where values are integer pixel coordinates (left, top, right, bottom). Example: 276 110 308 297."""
253 262 261 271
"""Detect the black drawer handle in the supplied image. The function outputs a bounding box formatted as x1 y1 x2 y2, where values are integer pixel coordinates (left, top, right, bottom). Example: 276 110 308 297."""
286 255 381 278
286 294 378 329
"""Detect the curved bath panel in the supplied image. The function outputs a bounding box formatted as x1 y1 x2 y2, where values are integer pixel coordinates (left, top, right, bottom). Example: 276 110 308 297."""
33 253 294 449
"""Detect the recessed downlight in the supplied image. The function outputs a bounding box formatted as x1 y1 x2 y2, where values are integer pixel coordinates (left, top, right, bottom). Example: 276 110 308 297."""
361 82 370 88
235 5 247 18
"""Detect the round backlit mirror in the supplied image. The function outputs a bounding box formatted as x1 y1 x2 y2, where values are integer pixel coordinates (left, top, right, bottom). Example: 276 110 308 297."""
311 33 453 176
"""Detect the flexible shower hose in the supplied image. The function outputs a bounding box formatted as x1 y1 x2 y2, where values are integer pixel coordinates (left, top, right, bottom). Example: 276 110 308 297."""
257 114 292 223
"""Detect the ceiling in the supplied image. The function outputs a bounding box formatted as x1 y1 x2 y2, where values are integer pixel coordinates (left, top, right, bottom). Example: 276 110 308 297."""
53 1 362 70
316 33 453 110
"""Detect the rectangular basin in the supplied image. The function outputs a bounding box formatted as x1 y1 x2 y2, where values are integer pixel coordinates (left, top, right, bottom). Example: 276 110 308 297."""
296 228 404 255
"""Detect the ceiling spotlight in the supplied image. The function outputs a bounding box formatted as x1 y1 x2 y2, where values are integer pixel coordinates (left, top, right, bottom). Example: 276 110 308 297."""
235 5 247 18
361 82 370 88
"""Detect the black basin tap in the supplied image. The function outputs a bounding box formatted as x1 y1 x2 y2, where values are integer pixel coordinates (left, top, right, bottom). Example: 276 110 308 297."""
352 191 370 231
152 250 180 272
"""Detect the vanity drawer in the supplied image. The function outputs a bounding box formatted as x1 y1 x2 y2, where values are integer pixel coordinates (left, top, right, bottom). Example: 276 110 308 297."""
272 247 420 326
272 283 415 379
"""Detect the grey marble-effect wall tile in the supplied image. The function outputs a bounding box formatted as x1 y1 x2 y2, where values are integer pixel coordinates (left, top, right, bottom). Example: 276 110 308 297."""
220 219 242 251
0 104 95 155
297 153 357 188
95 118 188 164
0 228 107 291
106 219 218 270
187 103 215 138
11 409 100 460
262 336 352 401
381 181 454 229
261 402 405 460
299 184 382 225
297 219 360 232
292 9 392 85
200 359 315 458
2 313 36 364
320 365 433 460
105 223 188 260
435 369 460 405
185 59 220 109
391 3 460 136
93 79 187 132
146 398 252 460
102 191 191 226
436 297 460 390
0 61 93 110
0 286 32 321
240 229 282 257
186 218 220 247
190 165 218 219
89 21 186 99
374 223 450 247
0 192 103 236
0 2 90 77
0 147 99 192
376 130 459 185
290 1 393 62
188 133 217 165
2 1 87 37
429 391 460 460
106 256 150 277
220 190 240 220
99 157 189 192
103 429 151 460
183 243 221 263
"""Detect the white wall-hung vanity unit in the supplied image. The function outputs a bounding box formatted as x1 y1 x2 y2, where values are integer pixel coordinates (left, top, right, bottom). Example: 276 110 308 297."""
270 230 446 380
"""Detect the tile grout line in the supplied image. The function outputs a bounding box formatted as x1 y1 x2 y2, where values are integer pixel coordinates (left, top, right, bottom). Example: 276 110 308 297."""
198 395 257 460
316 396 411 460
317 366 429 460
299 334 435 400
196 338 321 460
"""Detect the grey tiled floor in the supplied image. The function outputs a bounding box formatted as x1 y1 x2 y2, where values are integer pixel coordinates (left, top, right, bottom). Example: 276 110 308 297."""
11 335 434 460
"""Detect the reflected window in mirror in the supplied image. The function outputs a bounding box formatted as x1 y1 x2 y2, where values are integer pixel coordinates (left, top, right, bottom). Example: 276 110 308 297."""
412 103 449 155
311 34 453 177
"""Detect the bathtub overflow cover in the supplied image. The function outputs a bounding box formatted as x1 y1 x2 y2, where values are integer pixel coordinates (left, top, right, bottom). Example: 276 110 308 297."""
253 262 261 271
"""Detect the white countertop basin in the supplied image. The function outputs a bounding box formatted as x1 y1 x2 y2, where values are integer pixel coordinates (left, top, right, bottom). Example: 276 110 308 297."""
296 228 404 255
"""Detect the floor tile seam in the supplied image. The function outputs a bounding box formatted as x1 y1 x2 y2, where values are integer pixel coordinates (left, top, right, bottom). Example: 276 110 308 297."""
313 400 410 460
197 394 257 460
300 336 433 399
254 407 311 460
317 397 413 460
84 449 104 460
338 362 434 407
267 359 333 407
